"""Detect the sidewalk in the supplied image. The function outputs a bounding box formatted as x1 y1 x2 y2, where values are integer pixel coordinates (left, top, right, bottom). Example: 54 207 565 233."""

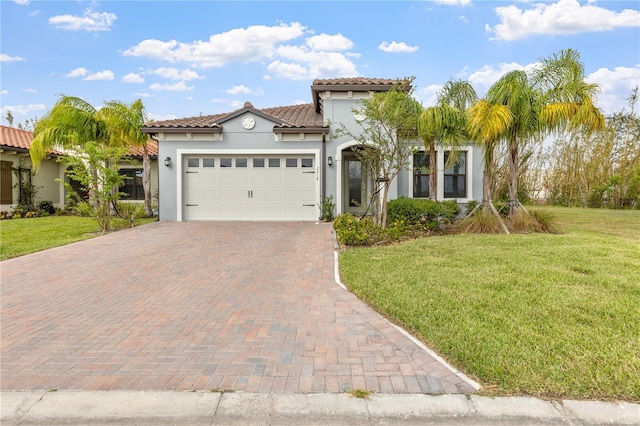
2 391 638 425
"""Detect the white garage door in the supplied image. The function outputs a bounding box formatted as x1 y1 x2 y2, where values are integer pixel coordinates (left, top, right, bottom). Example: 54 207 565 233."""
183 155 318 221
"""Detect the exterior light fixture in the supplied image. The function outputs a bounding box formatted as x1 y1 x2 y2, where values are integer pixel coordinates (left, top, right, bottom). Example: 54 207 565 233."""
164 157 171 167
328 156 333 166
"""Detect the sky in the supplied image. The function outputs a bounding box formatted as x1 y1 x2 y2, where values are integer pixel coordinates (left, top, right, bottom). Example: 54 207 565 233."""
1 0 639 126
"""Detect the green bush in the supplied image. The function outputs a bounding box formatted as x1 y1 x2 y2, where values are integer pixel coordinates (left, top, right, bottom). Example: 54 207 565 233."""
333 214 383 246
319 195 335 221
37 200 55 215
115 202 146 219
387 197 460 230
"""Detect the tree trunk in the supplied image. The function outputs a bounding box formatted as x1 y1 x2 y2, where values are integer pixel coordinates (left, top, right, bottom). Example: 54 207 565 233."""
508 140 519 217
142 145 152 217
380 180 389 228
482 156 494 210
429 141 437 200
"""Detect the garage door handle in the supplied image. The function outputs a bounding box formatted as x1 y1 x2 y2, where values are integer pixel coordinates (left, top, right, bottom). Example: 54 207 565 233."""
302 171 315 174
186 171 198 174
186 204 198 206
302 204 315 207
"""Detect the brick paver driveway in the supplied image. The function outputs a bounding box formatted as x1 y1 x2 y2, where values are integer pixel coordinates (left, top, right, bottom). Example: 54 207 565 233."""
1 222 475 394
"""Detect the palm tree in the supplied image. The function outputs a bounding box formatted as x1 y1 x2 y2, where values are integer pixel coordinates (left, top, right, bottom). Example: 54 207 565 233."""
418 80 477 199
99 99 153 217
30 96 109 168
466 99 513 233
486 49 604 217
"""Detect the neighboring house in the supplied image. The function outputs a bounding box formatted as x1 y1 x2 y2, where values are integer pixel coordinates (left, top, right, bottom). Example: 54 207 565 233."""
0 125 159 211
142 78 484 222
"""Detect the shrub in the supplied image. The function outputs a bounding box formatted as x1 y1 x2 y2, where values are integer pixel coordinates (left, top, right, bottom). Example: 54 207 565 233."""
387 197 460 230
37 200 55 215
333 214 383 246
24 211 38 218
455 209 505 234
465 199 479 216
115 202 146 220
509 209 561 234
319 195 335 221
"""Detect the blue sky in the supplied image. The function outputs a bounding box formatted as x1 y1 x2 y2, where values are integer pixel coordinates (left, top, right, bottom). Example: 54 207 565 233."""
1 0 639 125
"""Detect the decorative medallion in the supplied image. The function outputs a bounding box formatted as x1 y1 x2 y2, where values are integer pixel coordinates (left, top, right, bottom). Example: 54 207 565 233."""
242 115 256 130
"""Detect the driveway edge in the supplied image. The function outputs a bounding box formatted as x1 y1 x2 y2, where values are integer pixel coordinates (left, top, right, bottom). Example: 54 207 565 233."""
331 229 482 392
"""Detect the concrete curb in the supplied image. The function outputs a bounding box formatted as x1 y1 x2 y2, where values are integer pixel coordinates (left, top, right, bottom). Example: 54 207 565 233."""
1 391 638 425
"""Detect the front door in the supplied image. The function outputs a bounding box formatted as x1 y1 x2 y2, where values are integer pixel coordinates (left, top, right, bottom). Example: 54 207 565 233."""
343 154 369 214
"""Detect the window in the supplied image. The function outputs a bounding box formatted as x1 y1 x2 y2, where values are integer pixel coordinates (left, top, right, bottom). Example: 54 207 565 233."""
268 158 281 168
203 158 214 168
235 158 247 167
187 158 199 168
1 161 12 204
413 153 431 198
253 158 265 168
286 158 297 168
444 151 466 198
301 158 313 168
121 169 144 200
220 158 232 168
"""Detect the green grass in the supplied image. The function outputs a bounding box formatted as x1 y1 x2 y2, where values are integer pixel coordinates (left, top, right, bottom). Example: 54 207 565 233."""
339 206 640 401
0 215 158 260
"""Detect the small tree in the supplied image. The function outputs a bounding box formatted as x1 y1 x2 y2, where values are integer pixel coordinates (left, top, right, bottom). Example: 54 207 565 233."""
58 142 130 232
336 78 420 227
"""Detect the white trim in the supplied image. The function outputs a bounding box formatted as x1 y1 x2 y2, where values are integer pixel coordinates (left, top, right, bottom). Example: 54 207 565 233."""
408 145 474 203
175 148 320 221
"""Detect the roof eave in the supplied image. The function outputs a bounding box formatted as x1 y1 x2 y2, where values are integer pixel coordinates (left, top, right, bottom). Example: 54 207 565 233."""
274 126 329 135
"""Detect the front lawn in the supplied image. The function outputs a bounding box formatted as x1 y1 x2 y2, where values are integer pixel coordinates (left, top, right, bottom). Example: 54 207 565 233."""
0 215 157 260
338 206 640 401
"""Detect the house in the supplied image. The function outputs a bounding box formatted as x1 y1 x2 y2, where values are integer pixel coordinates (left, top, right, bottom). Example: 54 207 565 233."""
0 125 159 212
142 78 484 222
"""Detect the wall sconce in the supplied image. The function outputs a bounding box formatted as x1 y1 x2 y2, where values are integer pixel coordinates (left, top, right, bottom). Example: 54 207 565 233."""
164 157 171 167
328 156 333 166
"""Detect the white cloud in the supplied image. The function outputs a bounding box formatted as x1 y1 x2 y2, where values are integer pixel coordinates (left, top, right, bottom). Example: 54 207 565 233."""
487 0 640 41
149 81 194 91
378 41 419 53
134 92 152 98
147 67 203 81
147 112 177 121
0 104 46 117
210 98 227 103
1 90 8 95
230 100 245 110
66 67 88 77
305 33 353 51
123 22 306 68
1 54 26 62
467 62 539 94
124 22 359 81
122 73 144 83
24 88 37 94
415 84 442 107
268 45 357 80
83 70 114 81
225 85 264 96
14 0 30 5
293 99 308 105
49 8 117 32
586 64 640 114
459 15 469 24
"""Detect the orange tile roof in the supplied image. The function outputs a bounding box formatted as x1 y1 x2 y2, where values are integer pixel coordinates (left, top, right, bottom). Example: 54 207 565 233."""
0 125 37 152
0 125 157 158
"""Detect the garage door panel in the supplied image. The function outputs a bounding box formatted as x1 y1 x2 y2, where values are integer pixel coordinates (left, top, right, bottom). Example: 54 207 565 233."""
184 154 317 221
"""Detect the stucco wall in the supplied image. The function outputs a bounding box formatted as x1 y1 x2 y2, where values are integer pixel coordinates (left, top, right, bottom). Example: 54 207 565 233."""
0 152 64 211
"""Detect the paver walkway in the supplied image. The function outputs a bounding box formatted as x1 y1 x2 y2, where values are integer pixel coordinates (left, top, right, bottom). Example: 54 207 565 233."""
1 222 475 394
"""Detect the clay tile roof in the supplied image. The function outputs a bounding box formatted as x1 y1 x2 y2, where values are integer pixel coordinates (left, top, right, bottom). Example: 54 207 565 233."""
311 77 398 86
143 113 227 129
144 104 325 131
0 125 37 152
263 104 324 127
125 138 158 158
0 125 157 158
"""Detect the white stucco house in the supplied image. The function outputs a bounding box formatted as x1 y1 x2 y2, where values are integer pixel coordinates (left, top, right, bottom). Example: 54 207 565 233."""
142 78 484 222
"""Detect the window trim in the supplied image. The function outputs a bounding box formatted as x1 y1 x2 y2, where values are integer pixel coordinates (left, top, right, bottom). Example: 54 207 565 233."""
120 168 145 201
409 145 473 202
